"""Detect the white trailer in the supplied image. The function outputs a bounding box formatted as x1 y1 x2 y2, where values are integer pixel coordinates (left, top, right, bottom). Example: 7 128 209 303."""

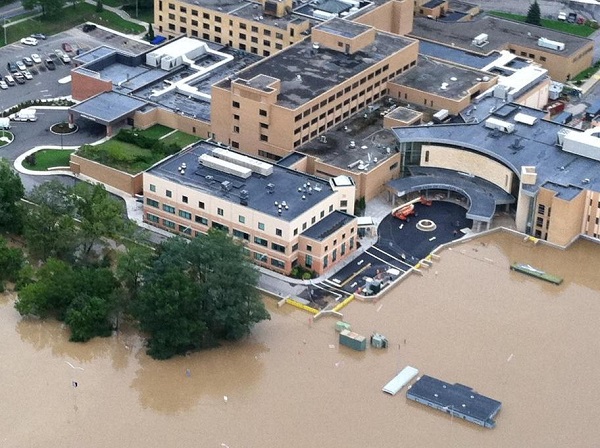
484 117 515 134
10 108 37 122
382 366 419 395
0 117 10 129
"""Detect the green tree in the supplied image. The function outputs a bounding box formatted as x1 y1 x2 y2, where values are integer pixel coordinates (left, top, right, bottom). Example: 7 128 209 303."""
65 294 113 342
0 159 24 233
0 237 25 283
135 231 269 359
23 181 78 260
146 21 155 41
73 182 132 255
116 245 154 329
95 0 103 12
526 0 542 26
22 0 66 17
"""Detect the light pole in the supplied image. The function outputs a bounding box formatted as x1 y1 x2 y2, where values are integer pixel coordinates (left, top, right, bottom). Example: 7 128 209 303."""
3 18 7 46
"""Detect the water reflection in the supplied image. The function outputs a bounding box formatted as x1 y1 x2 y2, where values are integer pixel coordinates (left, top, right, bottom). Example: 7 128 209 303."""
131 341 268 413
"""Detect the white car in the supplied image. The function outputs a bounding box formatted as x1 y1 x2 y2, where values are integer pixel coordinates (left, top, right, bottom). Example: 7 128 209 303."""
60 54 71 64
22 71 33 80
54 49 65 58
0 80 7 90
31 53 42 64
16 61 26 71
20 37 38 46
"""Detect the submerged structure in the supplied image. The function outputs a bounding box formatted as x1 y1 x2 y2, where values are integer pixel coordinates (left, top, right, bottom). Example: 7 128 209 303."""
406 375 502 428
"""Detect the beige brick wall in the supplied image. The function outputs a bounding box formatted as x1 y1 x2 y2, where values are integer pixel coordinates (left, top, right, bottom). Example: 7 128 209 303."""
70 154 144 196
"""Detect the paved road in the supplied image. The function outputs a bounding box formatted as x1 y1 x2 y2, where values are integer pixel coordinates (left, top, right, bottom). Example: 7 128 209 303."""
0 2 41 20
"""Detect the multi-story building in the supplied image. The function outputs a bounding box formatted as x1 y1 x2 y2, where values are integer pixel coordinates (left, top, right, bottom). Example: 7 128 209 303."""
211 17 419 160
154 0 311 57
143 140 358 275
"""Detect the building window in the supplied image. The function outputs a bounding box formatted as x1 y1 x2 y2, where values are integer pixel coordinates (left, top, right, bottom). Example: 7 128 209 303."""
294 228 298 236
340 200 347 208
254 252 267 262
232 101 240 108
212 222 229 233
332 249 337 262
536 217 544 227
323 255 328 268
307 245 312 252
329 205 333 212
162 204 176 214
538 204 546 215
254 236 268 247
239 215 245 224
198 201 205 209
166 190 172 198
163 219 176 229
195 215 208 225
260 122 269 129
276 228 282 236
146 198 159 208
259 109 267 116
149 184 156 192
271 242 285 253
292 243 298 252
271 258 285 269
179 225 192 235
233 125 240 133
233 229 249 240
341 242 346 256
146 213 159 223
217 208 224 216
182 195 188 204
260 135 268 142
179 210 192 220
258 222 265 230
305 254 312 268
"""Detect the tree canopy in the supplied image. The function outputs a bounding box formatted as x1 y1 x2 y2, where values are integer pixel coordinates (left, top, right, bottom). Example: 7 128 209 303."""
0 159 24 233
134 230 270 359
525 0 542 26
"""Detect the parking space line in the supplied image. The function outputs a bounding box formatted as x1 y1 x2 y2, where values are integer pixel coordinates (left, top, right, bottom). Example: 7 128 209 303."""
365 248 410 272
368 245 414 270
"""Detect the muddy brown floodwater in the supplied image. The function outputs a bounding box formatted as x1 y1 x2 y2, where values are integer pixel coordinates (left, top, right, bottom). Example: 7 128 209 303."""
2 231 600 447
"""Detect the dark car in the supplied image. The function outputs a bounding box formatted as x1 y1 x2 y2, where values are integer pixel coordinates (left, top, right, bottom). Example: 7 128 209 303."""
13 73 25 84
82 24 97 32
30 33 46 40
44 58 56 70
6 61 18 73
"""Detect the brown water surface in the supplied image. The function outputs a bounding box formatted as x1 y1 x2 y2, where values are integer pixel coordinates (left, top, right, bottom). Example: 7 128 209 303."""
2 232 600 447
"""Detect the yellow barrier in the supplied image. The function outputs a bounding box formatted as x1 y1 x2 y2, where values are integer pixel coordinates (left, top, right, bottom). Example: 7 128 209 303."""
285 298 319 314
332 294 355 312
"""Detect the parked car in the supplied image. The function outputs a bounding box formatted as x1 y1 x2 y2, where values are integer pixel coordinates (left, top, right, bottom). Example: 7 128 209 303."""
557 11 567 21
30 33 46 40
22 71 33 80
13 73 25 84
82 23 97 32
0 80 7 90
54 49 65 58
568 12 577 23
4 75 15 86
20 37 38 46
6 61 18 73
60 54 71 64
62 42 73 53
44 58 56 70
22 56 33 67
16 60 26 71
31 53 42 64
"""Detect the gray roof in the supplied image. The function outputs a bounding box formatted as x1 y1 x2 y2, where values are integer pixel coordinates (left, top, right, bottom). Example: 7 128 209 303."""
391 56 493 100
411 15 593 57
418 40 500 70
393 97 600 200
407 375 501 428
216 22 416 109
147 141 336 221
301 210 355 241
69 91 147 125
387 166 515 222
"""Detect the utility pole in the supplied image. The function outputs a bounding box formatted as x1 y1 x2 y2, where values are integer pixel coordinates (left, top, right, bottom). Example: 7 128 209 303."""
3 18 7 46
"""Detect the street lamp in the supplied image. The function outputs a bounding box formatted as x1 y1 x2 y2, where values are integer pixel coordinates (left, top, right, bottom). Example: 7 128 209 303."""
3 18 8 46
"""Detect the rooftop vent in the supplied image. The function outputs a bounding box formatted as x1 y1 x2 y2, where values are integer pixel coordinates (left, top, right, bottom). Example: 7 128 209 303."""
221 181 232 192
266 183 275 194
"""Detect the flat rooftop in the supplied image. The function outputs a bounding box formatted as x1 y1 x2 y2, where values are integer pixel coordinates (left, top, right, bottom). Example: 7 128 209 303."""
69 91 148 125
72 25 152 56
392 56 493 100
301 210 355 241
407 375 502 428
418 40 500 70
216 23 416 108
147 141 335 221
411 15 593 57
299 100 400 173
393 97 600 200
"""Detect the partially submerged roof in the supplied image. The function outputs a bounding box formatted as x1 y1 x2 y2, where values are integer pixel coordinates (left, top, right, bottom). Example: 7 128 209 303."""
69 91 148 125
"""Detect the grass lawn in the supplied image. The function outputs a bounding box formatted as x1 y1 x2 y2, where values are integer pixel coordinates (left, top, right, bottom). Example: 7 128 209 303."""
78 140 155 174
160 131 201 148
23 149 74 171
123 5 155 23
3 3 145 45
488 12 597 37
135 124 173 140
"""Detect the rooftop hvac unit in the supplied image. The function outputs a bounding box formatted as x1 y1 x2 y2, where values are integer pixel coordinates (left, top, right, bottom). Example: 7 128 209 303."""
211 148 273 176
472 33 488 47
484 117 515 134
198 154 252 178
538 37 565 51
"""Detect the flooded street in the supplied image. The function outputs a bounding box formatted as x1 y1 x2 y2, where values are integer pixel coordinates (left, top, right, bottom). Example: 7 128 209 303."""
2 231 600 447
